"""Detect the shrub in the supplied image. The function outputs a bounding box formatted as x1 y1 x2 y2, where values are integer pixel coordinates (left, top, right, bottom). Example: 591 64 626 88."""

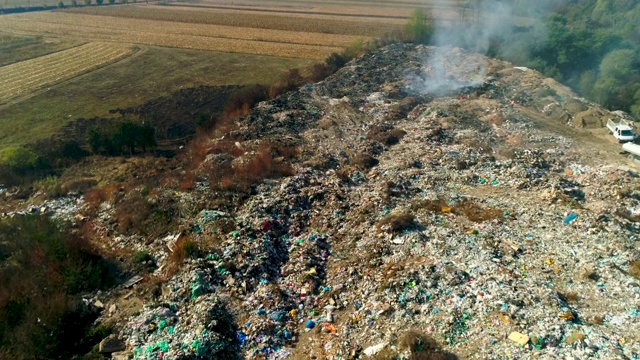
308 63 333 82
115 193 151 234
399 330 439 353
539 87 558 98
268 68 305 98
224 84 268 117
342 38 371 59
630 259 640 280
88 120 156 155
0 146 38 172
366 125 407 146
166 236 200 275
404 8 434 44
33 175 60 195
377 211 416 233
450 199 503 222
325 52 349 72
205 141 296 193
133 250 153 264
352 153 379 170
223 143 296 191
195 112 211 128
412 198 503 223
0 215 115 359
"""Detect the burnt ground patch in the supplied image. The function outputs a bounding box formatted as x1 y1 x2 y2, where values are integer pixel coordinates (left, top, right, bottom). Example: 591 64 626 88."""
57 85 248 150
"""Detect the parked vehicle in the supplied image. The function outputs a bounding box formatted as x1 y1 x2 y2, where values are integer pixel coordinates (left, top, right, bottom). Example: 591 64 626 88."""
622 142 640 162
607 119 636 142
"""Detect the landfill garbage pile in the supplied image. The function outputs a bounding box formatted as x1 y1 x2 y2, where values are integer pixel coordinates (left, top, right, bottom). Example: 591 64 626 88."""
110 44 639 359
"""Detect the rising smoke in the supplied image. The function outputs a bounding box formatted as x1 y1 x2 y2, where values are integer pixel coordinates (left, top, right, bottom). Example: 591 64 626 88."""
407 0 562 95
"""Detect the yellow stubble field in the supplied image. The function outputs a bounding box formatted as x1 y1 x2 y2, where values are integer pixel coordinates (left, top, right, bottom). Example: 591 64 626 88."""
0 41 135 105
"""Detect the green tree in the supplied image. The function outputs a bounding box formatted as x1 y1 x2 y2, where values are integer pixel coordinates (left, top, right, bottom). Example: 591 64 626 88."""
83 0 90 4
111 121 137 154
87 127 112 155
108 0 114 4
342 38 370 59
592 49 640 111
57 0 64 7
0 146 38 172
95 0 102 4
631 89 640 119
404 8 433 44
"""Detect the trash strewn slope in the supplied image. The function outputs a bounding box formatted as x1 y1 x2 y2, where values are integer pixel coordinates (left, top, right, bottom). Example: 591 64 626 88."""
72 44 640 359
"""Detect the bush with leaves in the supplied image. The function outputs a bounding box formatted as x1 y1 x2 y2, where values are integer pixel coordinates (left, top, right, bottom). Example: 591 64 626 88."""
404 9 434 44
0 146 38 173
87 120 156 156
0 215 115 359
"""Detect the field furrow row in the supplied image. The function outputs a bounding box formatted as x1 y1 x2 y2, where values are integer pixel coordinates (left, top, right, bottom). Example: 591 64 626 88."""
65 5 406 34
0 42 134 104
0 20 341 59
0 12 368 49
0 44 122 87
0 48 128 96
0 43 114 80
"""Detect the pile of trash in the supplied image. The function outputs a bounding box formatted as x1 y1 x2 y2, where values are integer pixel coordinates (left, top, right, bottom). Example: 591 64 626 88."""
102 44 640 359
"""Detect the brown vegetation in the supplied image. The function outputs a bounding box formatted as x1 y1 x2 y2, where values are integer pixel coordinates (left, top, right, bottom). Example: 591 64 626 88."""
630 259 640 280
371 330 458 360
214 142 297 192
164 235 200 277
0 215 114 359
377 211 416 233
412 198 503 223
352 153 380 170
367 124 407 146
399 330 440 353
558 291 579 303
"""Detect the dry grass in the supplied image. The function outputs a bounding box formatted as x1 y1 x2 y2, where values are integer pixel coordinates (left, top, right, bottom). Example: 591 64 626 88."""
367 125 407 146
162 235 201 278
629 259 640 280
0 12 349 59
377 211 416 233
412 198 503 223
352 153 380 170
558 291 579 304
0 42 134 104
399 330 440 353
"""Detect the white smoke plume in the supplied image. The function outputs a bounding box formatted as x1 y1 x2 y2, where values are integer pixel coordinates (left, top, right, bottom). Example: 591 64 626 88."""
407 0 560 95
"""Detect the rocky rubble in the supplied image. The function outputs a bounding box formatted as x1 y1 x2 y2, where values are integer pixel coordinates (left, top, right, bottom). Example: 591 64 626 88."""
29 44 640 359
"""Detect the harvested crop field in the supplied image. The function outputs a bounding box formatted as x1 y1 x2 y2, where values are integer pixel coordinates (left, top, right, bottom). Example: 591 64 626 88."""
0 12 353 59
0 42 134 105
0 34 84 67
65 5 405 36
0 46 311 148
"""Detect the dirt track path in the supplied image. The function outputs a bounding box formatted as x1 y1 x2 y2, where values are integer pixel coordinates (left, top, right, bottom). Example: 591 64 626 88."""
515 105 637 169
